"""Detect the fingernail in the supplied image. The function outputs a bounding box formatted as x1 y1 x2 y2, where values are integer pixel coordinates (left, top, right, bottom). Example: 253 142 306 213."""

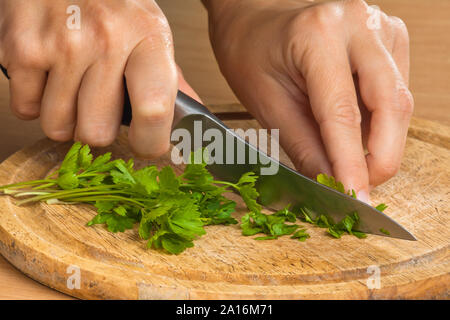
357 190 371 205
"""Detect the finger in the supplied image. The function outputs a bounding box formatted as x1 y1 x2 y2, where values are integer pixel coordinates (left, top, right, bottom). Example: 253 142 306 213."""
352 41 414 188
125 37 177 158
389 16 410 86
8 68 46 120
302 42 369 200
253 79 332 178
40 65 84 141
75 59 124 146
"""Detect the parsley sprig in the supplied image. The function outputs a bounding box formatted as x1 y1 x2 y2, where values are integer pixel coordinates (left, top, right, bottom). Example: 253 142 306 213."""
1 143 248 254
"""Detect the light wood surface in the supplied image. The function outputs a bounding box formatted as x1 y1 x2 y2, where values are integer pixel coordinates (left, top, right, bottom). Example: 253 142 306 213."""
0 0 449 299
0 117 448 299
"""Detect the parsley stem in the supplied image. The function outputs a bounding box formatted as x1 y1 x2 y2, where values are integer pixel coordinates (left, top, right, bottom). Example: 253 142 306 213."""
76 172 102 178
14 191 52 197
58 195 146 208
0 179 56 190
15 189 126 205
211 180 240 191
32 182 57 190
45 169 59 179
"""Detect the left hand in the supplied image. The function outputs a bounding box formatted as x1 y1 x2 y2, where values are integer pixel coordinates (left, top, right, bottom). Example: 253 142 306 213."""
204 0 414 202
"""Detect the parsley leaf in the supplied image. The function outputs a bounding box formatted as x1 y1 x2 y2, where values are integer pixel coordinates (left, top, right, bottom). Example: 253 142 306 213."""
317 173 346 194
87 212 136 233
58 142 82 175
159 166 180 194
240 206 302 240
376 203 388 212
291 229 310 241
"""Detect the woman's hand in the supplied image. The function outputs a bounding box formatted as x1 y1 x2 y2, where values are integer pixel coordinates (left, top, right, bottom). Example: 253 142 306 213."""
204 0 414 202
0 0 198 158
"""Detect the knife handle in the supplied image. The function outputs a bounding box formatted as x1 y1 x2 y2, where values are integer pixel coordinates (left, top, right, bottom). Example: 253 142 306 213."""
0 65 9 79
0 64 213 129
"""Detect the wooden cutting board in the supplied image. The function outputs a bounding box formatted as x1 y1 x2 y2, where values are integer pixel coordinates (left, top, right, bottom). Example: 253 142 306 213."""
0 116 448 299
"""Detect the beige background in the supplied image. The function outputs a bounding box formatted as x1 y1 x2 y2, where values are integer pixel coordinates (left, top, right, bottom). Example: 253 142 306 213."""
0 0 448 299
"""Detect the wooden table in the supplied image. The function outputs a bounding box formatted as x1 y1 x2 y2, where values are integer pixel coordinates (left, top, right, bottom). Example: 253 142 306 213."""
0 0 448 300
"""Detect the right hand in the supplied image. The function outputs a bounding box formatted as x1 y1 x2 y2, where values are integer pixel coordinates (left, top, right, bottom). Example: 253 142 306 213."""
0 0 198 158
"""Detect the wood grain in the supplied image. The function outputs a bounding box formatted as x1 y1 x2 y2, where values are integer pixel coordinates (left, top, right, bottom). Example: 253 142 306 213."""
0 117 448 299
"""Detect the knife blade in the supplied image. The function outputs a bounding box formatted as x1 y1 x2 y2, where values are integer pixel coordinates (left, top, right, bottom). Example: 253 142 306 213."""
123 89 416 241
0 64 416 241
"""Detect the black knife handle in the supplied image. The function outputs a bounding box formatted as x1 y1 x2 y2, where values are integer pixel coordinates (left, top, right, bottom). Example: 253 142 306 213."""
0 64 9 79
122 80 132 126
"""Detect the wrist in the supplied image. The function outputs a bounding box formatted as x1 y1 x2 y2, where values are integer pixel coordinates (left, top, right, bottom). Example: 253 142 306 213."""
202 0 271 41
201 0 240 20
202 0 312 32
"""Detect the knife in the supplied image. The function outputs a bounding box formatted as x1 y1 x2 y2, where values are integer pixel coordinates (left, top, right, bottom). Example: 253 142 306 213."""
0 65 415 240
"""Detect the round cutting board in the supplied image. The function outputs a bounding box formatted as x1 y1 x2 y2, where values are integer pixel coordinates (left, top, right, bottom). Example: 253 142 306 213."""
0 117 448 299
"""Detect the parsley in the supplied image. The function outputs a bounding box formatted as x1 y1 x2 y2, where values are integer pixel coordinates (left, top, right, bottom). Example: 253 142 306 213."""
0 143 235 254
0 143 282 254
291 228 310 242
0 143 392 254
300 208 367 239
310 173 391 239
241 206 306 240
316 173 346 194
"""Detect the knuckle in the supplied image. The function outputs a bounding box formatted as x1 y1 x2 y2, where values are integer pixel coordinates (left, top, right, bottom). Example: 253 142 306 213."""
131 142 170 160
128 4 171 40
393 86 414 116
138 17 173 52
43 128 74 142
88 6 122 52
391 16 409 37
6 34 44 68
11 102 40 120
55 31 84 61
373 159 400 181
298 4 341 32
325 99 361 128
286 5 341 62
131 0 170 29
77 127 116 147
141 12 170 31
134 103 173 125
